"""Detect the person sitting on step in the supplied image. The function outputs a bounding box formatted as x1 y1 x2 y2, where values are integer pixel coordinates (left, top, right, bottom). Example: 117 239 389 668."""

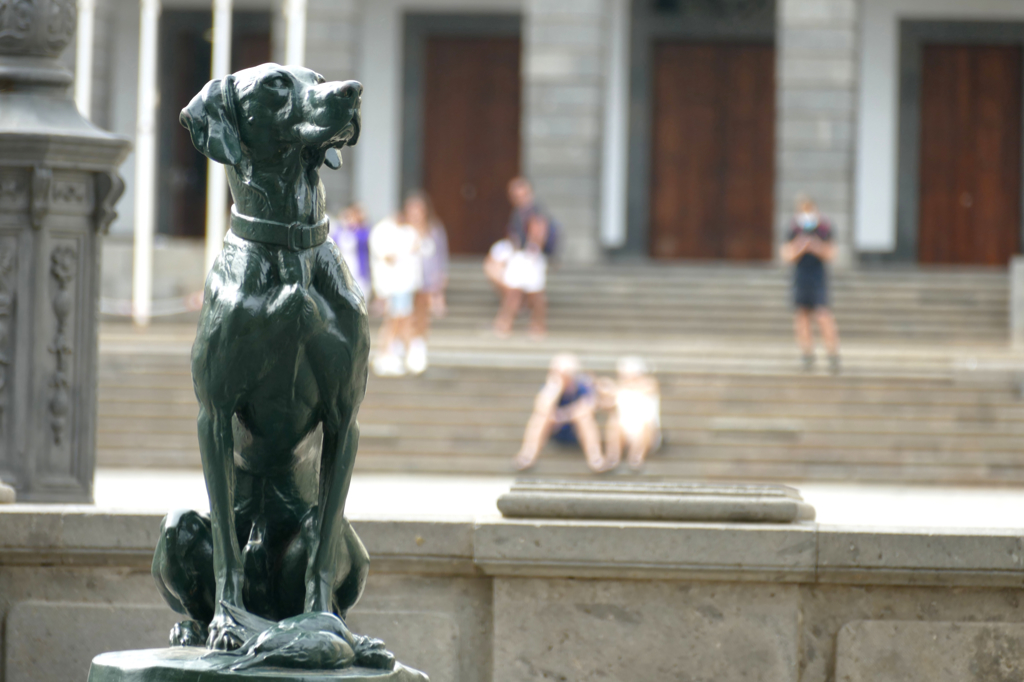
598 356 662 471
514 354 606 473
493 213 549 340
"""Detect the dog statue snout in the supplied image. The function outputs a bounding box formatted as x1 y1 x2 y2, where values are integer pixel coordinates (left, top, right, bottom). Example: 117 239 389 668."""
335 81 362 101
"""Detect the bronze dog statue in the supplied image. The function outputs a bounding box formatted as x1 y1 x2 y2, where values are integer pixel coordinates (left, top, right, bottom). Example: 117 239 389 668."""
151 63 375 660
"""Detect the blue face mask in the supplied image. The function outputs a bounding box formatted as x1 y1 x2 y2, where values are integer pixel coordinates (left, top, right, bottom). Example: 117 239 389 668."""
798 212 819 231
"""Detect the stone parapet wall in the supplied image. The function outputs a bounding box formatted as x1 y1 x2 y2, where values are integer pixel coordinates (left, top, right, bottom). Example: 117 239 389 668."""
522 0 609 264
2 508 1022 681
776 0 860 266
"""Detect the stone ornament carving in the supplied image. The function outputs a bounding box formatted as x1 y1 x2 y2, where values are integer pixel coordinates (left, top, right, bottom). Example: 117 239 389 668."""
30 166 51 229
93 172 125 233
52 180 87 205
0 0 33 47
0 241 14 437
0 0 74 55
0 177 21 207
44 0 74 51
47 244 75 446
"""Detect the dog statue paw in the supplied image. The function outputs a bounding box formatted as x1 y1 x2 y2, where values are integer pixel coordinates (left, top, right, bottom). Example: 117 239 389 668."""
169 620 207 648
206 612 250 652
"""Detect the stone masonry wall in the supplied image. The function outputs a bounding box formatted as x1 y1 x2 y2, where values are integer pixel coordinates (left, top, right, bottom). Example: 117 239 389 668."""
5 510 1024 682
522 0 609 263
304 0 361 215
775 0 860 265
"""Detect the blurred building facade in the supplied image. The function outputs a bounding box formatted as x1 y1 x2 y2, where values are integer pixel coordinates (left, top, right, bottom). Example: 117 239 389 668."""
79 0 1024 310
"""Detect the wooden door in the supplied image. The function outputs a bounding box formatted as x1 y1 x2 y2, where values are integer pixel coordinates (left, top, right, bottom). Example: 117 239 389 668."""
649 42 775 260
423 37 521 254
918 45 1022 265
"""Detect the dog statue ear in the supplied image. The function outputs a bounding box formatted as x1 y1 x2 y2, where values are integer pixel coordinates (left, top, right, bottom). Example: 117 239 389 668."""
179 76 243 167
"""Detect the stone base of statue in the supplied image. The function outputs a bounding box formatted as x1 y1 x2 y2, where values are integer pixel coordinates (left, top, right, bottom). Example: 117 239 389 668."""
89 649 429 682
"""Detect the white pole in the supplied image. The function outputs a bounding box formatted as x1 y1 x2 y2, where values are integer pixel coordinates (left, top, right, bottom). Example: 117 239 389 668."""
284 0 307 66
205 0 233 273
132 0 161 326
74 0 96 119
599 0 630 249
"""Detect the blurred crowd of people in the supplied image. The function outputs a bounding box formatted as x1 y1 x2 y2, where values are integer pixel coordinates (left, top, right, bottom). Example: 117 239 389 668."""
329 193 449 378
328 178 840 472
331 176 562 378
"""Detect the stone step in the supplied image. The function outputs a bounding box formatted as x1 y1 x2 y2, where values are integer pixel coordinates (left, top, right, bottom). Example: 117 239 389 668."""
342 452 1024 486
98 397 1024 422
98 368 1020 400
95 447 1024 485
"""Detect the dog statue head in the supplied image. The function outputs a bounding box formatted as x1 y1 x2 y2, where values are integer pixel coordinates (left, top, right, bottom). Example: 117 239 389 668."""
180 63 361 177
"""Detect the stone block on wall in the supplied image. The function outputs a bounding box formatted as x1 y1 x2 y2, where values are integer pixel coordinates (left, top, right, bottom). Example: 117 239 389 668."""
5 601 176 682
835 620 1024 682
347 611 458 682
492 578 801 682
781 0 857 26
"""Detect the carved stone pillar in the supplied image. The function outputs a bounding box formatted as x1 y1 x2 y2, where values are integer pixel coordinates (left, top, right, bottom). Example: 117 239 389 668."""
0 0 131 502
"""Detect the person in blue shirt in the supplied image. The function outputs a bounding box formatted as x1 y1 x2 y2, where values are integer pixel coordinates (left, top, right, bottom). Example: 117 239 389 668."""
506 177 559 255
514 354 607 472
781 196 841 373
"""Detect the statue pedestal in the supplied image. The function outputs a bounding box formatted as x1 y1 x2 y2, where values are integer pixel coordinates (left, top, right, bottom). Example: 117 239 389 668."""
88 649 429 682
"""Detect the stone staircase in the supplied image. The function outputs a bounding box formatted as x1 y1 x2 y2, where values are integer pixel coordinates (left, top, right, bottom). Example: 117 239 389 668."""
96 261 1024 484
440 260 1010 343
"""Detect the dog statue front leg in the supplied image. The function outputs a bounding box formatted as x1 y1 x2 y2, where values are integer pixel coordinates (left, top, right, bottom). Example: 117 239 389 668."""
305 420 360 613
197 404 247 650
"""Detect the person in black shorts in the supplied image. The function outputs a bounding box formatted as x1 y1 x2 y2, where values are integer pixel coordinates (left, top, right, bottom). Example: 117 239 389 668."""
781 196 841 373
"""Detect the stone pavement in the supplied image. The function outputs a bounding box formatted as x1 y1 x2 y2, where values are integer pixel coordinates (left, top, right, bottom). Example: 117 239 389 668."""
95 469 1024 529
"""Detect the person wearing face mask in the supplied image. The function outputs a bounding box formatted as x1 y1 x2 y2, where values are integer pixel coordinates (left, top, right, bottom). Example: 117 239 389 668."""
781 195 841 373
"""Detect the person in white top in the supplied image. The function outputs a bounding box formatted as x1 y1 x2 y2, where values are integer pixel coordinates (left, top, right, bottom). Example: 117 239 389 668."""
369 215 429 376
493 213 549 339
597 356 662 471
405 192 448 375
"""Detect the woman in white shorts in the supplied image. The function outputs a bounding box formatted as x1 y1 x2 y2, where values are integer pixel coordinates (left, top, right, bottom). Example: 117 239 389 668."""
493 214 548 339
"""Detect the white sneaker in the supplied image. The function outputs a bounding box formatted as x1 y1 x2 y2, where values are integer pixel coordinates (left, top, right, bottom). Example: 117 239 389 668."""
406 337 428 375
373 354 406 377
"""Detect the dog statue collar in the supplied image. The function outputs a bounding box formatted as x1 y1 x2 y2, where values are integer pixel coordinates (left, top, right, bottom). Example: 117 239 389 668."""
229 206 330 251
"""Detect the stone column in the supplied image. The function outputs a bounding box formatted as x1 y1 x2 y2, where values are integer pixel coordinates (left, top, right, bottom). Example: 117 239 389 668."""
0 0 131 501
304 0 360 214
284 0 308 66
775 0 860 266
74 0 97 119
522 0 609 264
1011 256 1024 348
132 0 160 325
204 0 233 273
